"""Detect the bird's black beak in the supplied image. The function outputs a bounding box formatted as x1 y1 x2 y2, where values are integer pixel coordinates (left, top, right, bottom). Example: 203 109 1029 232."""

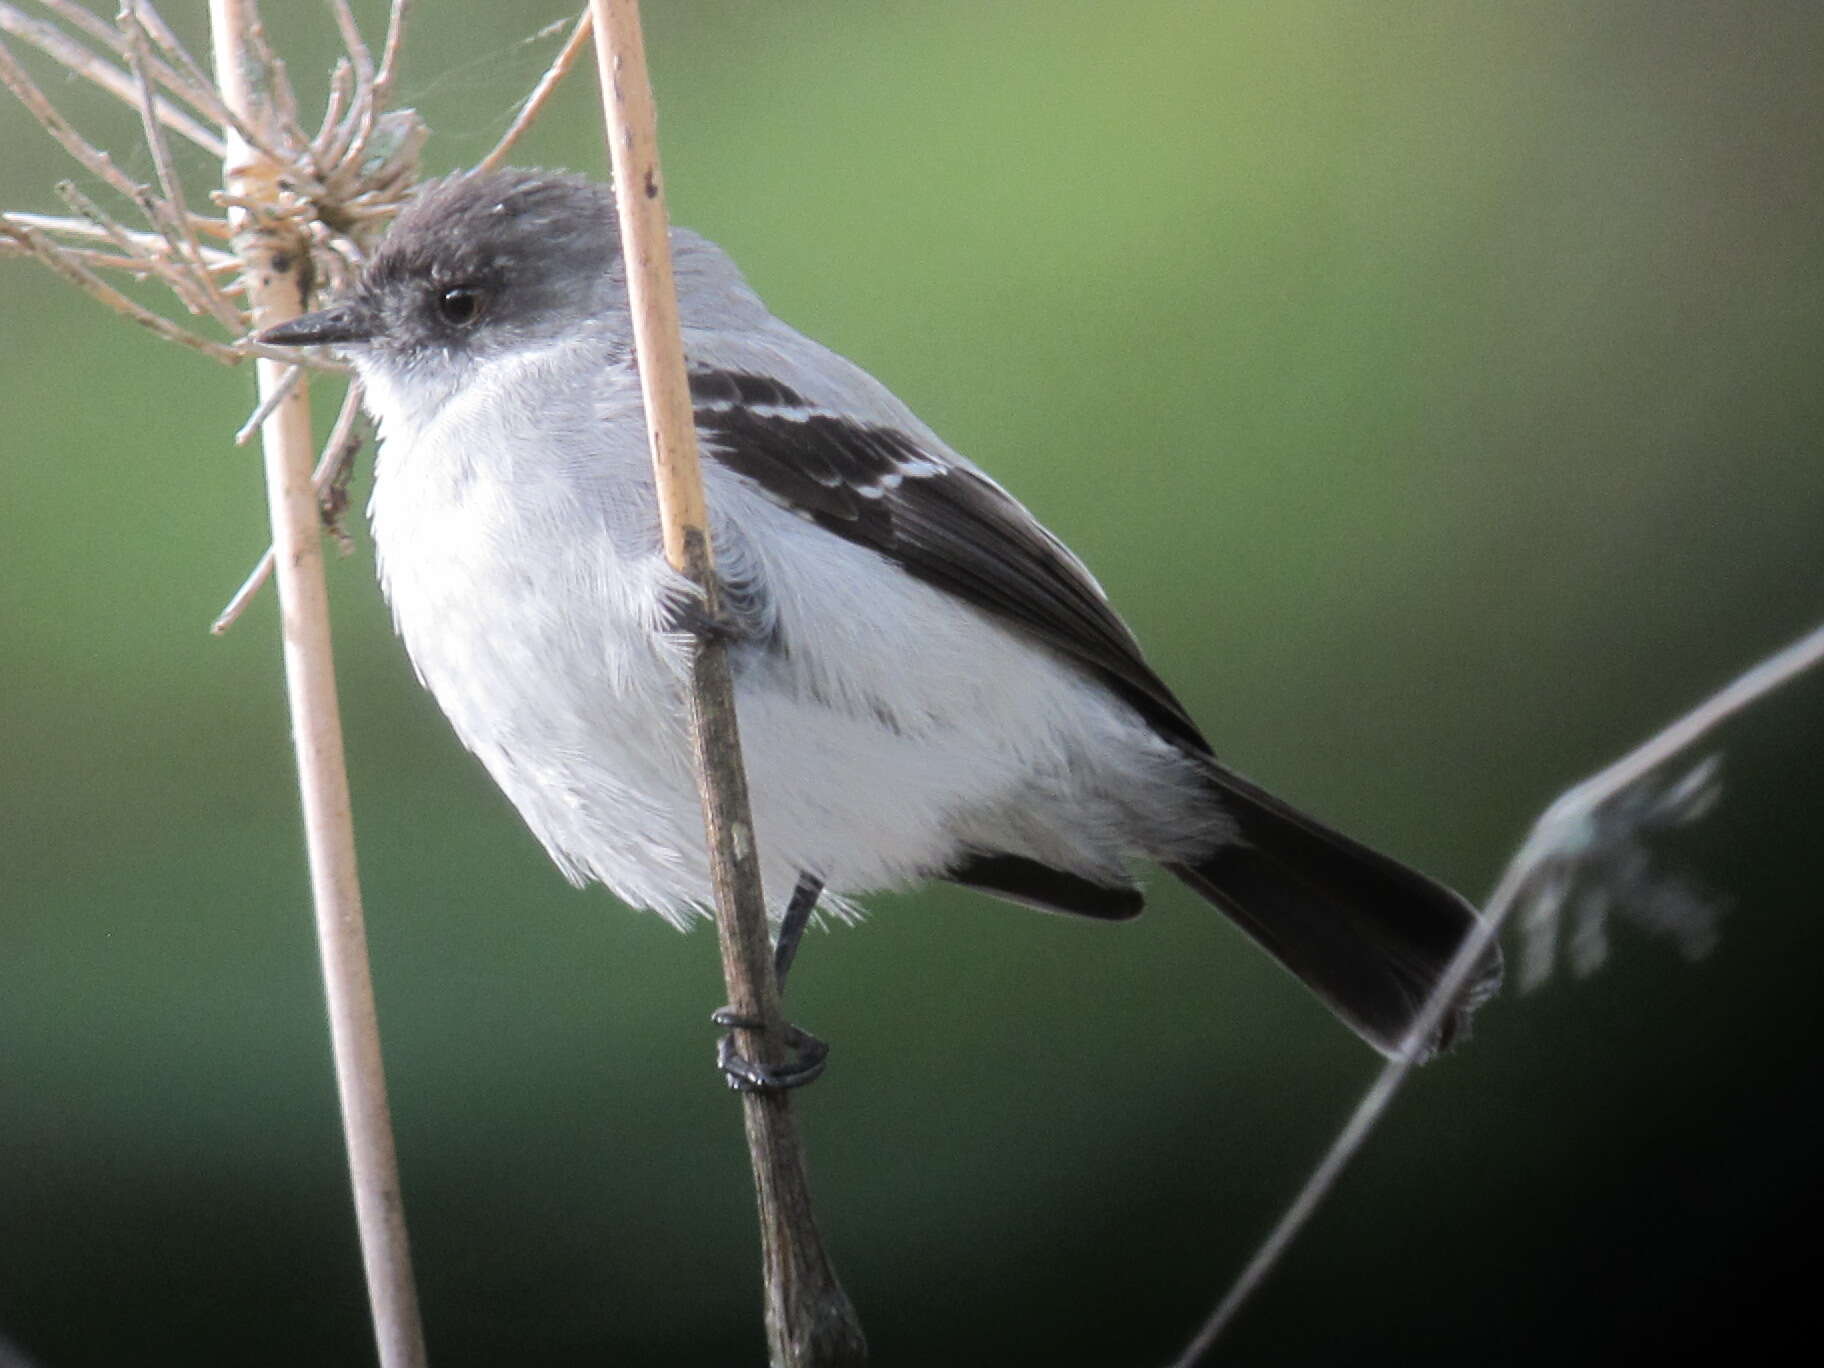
257 303 377 348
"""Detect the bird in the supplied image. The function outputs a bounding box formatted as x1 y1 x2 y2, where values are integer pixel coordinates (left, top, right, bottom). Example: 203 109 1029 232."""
260 167 1500 1088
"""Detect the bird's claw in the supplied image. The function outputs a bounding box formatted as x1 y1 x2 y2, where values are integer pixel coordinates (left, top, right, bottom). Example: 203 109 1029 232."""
664 595 749 644
711 1006 829 1092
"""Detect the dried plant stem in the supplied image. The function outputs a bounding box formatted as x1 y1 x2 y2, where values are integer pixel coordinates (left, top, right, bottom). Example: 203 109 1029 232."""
120 4 243 334
214 380 367 635
475 7 592 175
2 242 130 270
230 357 305 441
0 30 147 204
371 0 409 95
0 208 237 267
1168 617 1824 1367
587 3 866 1365
128 0 296 174
49 178 235 324
348 0 408 171
0 212 242 360
0 2 224 154
207 3 426 1366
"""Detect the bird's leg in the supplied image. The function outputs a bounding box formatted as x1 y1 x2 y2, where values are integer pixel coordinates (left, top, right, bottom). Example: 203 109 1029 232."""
772 871 822 991
713 873 829 1092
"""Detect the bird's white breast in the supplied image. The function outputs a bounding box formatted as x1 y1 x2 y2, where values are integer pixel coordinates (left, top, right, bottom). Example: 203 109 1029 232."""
363 341 720 915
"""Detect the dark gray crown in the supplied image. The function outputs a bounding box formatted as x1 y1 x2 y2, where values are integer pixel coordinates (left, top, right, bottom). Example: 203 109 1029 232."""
367 168 617 295
337 168 622 358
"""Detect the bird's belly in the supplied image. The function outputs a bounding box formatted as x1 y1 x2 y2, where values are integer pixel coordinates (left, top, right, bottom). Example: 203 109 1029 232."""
382 581 982 923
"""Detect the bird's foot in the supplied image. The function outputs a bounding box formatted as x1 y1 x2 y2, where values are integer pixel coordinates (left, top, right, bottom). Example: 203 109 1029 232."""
711 1007 829 1092
662 590 762 645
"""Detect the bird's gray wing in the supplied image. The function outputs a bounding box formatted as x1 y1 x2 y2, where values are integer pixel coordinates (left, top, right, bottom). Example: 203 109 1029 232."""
687 366 1207 752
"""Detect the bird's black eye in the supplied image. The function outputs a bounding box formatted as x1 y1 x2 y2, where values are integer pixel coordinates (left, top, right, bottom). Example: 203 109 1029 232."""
435 285 487 328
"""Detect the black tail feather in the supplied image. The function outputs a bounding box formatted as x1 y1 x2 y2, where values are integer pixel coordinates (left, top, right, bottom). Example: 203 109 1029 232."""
1168 769 1502 1059
946 851 1145 921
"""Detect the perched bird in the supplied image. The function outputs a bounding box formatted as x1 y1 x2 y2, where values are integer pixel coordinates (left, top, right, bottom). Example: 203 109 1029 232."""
262 168 1500 1086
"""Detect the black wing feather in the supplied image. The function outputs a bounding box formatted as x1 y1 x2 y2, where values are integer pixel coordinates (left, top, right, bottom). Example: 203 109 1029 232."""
690 368 1205 750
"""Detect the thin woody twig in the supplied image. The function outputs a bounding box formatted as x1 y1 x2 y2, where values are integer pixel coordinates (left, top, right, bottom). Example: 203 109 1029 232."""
113 0 206 87
338 0 412 184
0 33 149 205
6 11 413 1356
34 0 123 49
315 2 372 179
1 213 244 360
474 6 591 175
232 359 304 442
214 380 367 634
126 0 298 175
310 56 352 156
173 0 304 167
235 335 343 368
2 11 278 221
371 0 409 105
327 0 373 86
52 179 224 319
214 550 278 636
121 5 246 334
7 2 263 171
10 205 239 269
322 0 378 172
0 2 225 154
587 3 867 1365
0 241 143 272
206 6 425 1368
1166 617 1824 1367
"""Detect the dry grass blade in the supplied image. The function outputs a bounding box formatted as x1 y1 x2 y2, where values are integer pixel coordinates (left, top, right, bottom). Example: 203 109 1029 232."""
1167 617 1824 1367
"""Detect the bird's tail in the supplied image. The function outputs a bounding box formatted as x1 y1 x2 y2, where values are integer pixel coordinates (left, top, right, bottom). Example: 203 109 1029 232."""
1165 767 1501 1059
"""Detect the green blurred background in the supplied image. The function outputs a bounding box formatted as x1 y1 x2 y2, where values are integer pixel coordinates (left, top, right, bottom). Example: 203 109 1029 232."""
3 2 1821 1363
